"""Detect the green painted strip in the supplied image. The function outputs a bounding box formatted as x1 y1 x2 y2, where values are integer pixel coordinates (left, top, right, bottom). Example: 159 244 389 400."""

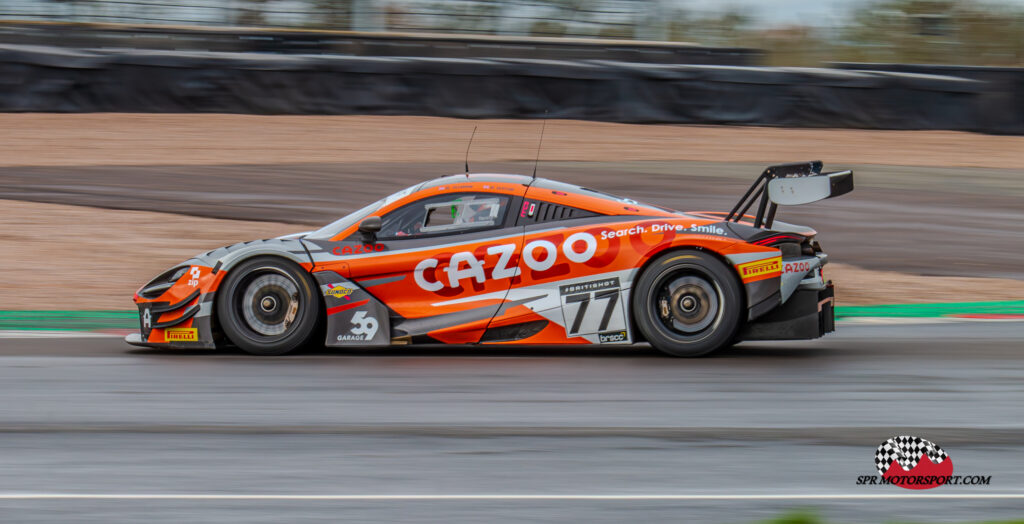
762 510 1024 524
0 310 138 331
836 300 1024 319
1 301 1023 331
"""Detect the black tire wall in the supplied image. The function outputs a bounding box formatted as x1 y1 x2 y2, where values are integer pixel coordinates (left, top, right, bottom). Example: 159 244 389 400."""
1 44 1020 134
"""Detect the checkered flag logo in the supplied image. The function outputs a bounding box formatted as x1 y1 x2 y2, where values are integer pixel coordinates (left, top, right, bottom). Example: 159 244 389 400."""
875 435 949 475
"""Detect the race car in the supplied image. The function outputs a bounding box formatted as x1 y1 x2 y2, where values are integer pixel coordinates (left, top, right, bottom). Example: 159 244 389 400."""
127 161 853 357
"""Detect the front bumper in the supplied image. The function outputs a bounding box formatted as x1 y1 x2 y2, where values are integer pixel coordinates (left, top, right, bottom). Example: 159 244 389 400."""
738 283 835 341
124 329 217 350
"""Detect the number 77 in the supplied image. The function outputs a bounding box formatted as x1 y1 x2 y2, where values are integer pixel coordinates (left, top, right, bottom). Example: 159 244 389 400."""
565 289 619 335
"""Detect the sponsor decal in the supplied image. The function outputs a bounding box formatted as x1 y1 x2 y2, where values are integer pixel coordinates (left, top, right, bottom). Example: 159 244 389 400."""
142 308 152 329
598 330 628 343
324 285 355 300
411 220 732 293
414 233 599 291
600 223 726 240
736 257 781 280
187 266 200 287
559 278 625 336
520 201 538 218
333 244 386 256
856 435 991 490
559 277 619 296
337 311 379 341
601 225 647 240
783 261 813 274
686 223 725 235
165 327 198 342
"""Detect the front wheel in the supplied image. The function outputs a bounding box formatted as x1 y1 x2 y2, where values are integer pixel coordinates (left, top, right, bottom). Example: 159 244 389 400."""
216 256 321 355
632 250 744 357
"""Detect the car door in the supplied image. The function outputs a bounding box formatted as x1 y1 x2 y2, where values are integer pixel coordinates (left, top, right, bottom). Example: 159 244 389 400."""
343 190 526 344
495 189 635 344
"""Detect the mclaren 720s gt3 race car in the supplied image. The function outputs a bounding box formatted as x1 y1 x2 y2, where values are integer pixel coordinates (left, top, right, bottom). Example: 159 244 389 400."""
127 161 853 357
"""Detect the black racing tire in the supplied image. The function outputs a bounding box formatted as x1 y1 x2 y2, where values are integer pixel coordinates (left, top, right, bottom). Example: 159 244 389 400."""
216 256 321 356
632 250 744 357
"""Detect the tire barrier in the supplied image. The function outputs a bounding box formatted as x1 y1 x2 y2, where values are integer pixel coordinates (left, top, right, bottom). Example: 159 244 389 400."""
0 44 1018 134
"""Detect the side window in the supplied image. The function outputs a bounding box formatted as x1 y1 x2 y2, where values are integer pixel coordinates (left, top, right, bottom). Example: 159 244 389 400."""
378 193 510 239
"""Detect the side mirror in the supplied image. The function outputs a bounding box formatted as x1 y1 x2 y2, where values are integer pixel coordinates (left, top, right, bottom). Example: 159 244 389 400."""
358 216 382 242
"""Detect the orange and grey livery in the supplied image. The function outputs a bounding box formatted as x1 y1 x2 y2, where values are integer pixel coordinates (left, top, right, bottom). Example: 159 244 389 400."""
129 162 851 356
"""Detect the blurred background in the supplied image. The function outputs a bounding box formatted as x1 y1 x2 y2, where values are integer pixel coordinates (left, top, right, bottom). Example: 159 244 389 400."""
1 0 1022 66
0 0 1022 131
1 0 1022 65
0 1 1023 523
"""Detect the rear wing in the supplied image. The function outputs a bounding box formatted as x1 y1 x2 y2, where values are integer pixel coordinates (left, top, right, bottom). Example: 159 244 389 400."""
725 161 854 229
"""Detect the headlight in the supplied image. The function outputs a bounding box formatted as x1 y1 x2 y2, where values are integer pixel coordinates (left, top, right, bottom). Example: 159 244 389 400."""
139 266 189 298
169 266 188 282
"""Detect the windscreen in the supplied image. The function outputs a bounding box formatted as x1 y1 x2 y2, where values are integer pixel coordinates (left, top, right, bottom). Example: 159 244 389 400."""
304 183 420 240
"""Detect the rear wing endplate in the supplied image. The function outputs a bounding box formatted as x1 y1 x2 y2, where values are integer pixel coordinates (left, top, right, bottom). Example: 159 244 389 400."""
725 161 854 229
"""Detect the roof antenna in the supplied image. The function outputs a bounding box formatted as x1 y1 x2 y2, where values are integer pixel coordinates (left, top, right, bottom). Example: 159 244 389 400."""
531 113 548 179
464 126 477 176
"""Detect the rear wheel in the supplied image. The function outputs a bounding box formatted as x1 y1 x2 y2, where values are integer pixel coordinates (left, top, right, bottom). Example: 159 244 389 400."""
632 250 743 357
216 257 321 355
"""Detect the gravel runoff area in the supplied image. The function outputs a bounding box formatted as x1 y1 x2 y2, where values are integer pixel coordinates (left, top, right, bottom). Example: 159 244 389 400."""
2 114 1023 169
3 199 1024 310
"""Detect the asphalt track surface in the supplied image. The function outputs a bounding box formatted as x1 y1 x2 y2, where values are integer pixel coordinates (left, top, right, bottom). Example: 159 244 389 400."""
2 161 1023 278
0 321 1022 523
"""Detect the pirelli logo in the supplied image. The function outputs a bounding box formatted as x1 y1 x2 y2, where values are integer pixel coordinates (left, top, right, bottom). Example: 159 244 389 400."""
165 327 198 342
737 257 781 281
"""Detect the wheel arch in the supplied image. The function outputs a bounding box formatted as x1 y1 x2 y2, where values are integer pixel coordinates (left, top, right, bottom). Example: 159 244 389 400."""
628 244 748 341
200 239 318 330
211 251 325 354
210 245 313 275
